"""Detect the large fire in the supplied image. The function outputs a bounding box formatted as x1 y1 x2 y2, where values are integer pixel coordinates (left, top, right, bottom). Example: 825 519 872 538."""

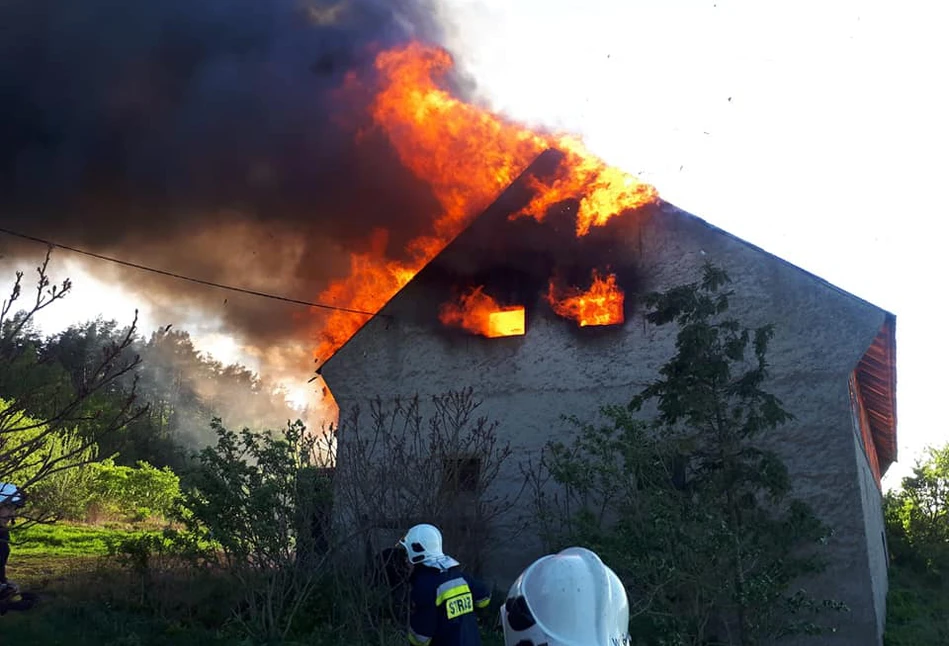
439 287 526 338
521 138 658 236
314 42 657 361
546 270 625 327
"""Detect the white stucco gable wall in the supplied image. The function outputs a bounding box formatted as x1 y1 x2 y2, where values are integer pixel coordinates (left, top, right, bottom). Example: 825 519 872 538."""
323 201 891 645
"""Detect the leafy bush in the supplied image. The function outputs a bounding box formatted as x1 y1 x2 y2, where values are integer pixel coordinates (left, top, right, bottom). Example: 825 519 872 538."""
86 459 181 522
3 411 182 524
22 453 181 525
172 417 333 642
884 564 949 646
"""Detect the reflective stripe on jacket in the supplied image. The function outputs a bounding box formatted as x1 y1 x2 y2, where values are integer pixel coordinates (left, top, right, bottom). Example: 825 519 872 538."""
408 564 490 646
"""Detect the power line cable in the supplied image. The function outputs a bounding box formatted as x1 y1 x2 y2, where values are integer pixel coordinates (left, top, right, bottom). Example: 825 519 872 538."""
0 226 387 318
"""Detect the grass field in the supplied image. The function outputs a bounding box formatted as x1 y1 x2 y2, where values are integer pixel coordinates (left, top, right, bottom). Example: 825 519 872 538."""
1 523 230 645
1 522 506 645
12 522 147 556
4 521 933 644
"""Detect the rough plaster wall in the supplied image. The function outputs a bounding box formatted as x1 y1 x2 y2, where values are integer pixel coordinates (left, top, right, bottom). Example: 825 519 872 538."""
853 427 889 641
643 210 887 646
323 204 890 645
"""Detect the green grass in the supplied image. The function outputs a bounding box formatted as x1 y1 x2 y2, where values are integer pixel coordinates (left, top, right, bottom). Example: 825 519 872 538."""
884 563 949 645
2 522 235 645
10 522 153 557
2 522 417 645
8 521 948 645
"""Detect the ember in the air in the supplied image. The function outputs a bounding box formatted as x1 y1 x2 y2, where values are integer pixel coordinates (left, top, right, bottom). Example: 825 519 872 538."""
547 270 625 327
439 287 526 338
315 42 656 359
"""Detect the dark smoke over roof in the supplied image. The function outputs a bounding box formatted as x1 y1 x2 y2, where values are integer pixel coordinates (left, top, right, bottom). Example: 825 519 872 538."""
0 0 453 375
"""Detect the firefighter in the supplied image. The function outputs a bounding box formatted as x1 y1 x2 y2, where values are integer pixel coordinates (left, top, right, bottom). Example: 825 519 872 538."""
398 523 491 646
0 482 35 614
499 546 631 646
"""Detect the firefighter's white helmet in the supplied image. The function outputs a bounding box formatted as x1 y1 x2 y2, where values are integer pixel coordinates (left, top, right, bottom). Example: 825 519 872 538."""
500 546 630 646
399 523 445 565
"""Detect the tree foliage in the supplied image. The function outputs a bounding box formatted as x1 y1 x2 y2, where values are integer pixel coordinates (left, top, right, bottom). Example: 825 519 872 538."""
885 445 949 570
0 250 307 483
883 444 949 644
1 250 144 517
0 397 99 521
84 458 181 522
527 263 845 645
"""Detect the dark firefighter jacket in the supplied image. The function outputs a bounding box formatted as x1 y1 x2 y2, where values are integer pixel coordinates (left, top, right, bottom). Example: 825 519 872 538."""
0 528 9 584
408 563 491 646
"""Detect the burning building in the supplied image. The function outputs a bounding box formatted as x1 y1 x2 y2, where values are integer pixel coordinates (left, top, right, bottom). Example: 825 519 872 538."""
321 147 897 646
0 1 896 635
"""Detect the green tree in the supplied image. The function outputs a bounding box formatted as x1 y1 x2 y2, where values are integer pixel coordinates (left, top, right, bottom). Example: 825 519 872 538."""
2 251 308 487
130 326 302 456
529 263 844 645
883 444 949 645
1 250 144 512
0 398 99 523
885 445 949 570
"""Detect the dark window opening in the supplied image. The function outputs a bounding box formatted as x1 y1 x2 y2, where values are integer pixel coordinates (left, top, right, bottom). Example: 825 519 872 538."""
442 457 481 493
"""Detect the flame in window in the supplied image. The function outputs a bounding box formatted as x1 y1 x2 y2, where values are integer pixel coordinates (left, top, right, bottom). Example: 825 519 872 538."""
439 287 525 338
547 270 624 327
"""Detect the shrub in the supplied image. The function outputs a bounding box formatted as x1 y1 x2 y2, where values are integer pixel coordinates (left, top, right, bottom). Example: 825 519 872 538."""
86 459 181 523
96 391 514 644
173 417 332 642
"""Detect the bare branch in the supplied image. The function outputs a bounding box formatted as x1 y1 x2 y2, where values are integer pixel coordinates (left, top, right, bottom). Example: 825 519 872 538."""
333 387 518 576
0 247 72 349
1 254 145 496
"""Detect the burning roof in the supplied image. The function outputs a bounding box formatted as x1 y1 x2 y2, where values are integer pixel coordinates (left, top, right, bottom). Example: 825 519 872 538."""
312 42 898 481
312 43 658 361
312 141 653 366
310 44 899 487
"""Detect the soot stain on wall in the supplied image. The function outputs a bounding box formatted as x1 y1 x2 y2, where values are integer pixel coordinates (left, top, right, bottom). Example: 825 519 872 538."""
411 200 650 340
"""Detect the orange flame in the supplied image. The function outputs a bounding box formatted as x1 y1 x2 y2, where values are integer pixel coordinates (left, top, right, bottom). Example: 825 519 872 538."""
314 42 656 360
439 287 526 338
547 270 625 327
521 136 658 236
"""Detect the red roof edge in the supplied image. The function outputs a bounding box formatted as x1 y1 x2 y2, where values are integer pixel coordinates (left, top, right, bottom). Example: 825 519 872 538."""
854 314 898 475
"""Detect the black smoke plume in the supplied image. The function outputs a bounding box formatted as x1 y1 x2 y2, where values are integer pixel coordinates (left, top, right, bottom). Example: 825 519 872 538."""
0 0 453 377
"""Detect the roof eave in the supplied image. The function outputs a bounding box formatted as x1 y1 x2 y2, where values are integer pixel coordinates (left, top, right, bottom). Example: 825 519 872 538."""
856 313 898 473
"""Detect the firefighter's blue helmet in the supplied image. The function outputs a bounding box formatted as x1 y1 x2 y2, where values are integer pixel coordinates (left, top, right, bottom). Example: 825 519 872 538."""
0 483 25 508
